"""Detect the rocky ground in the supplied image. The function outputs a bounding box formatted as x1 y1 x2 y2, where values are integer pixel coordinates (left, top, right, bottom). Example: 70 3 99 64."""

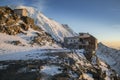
0 51 119 80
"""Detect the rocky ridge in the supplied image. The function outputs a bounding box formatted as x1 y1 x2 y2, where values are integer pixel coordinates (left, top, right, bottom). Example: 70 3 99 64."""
0 6 55 46
97 43 120 76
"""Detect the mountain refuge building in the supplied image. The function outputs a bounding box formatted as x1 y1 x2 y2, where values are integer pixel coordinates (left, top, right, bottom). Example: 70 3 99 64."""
14 8 28 16
64 33 97 52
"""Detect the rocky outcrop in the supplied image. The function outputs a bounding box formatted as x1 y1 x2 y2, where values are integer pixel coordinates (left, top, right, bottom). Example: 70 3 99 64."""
0 7 42 35
6 40 25 46
0 6 55 46
31 32 54 46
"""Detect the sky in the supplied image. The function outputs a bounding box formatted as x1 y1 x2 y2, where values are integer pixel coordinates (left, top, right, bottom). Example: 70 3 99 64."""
0 0 120 48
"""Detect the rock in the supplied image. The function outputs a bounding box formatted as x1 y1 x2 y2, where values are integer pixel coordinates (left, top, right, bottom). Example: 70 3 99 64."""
21 16 34 24
19 23 29 31
7 40 21 45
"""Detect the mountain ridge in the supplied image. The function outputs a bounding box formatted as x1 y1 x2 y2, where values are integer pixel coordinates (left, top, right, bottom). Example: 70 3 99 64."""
9 5 77 42
97 42 120 76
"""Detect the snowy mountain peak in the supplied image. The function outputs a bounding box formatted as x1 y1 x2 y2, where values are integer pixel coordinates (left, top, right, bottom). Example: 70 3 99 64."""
10 5 76 42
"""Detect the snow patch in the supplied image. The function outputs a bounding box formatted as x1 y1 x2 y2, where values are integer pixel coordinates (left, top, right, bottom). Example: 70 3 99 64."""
40 65 62 75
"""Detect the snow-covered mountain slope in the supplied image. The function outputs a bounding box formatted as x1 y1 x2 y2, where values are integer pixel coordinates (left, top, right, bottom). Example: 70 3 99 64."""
0 29 61 59
10 5 77 42
0 6 61 56
0 30 60 55
97 43 120 76
62 24 78 36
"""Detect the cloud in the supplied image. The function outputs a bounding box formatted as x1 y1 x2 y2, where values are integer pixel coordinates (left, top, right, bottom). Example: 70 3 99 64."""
0 0 46 11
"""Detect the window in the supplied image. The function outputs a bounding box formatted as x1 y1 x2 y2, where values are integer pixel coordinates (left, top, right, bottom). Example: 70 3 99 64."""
80 33 84 36
79 38 83 42
74 40 76 42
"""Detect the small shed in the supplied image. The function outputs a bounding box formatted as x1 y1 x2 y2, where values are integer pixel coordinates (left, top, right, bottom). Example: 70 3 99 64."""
14 8 28 16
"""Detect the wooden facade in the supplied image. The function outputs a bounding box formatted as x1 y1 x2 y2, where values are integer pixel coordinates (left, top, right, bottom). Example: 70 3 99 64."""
79 33 97 51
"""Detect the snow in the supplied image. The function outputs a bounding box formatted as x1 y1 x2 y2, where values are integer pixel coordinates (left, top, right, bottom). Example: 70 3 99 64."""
69 71 78 78
10 5 77 42
97 43 120 75
97 58 118 80
0 28 62 61
68 49 92 68
17 28 39 43
0 65 8 70
40 65 62 75
0 48 72 61
82 73 94 80
0 31 68 61
76 49 86 58
0 33 31 55
0 29 67 60
0 49 45 60
17 67 27 73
